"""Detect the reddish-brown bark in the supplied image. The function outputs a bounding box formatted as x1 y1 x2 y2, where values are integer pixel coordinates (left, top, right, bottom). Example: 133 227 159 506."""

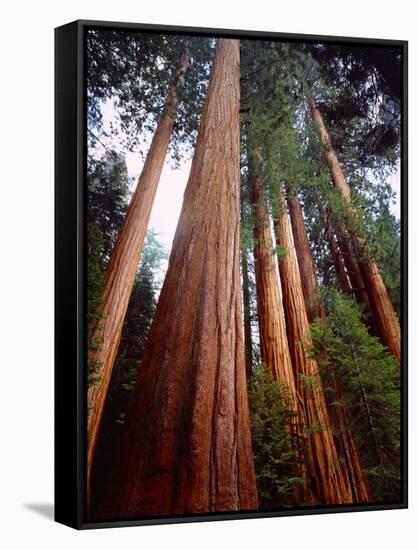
287 191 326 322
338 236 369 307
274 191 355 505
337 232 380 337
248 162 313 504
310 101 400 362
86 49 190 486
95 39 258 519
288 192 372 503
326 221 352 295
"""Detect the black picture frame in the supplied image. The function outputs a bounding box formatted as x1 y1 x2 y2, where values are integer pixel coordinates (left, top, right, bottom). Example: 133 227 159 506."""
55 19 408 530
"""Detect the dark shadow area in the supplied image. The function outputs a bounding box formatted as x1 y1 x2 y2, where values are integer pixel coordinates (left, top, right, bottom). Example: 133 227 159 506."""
24 503 54 521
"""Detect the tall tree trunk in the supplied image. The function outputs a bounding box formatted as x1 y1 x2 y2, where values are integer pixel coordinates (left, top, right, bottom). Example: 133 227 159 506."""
286 190 326 322
337 231 380 336
310 101 401 362
95 39 258 519
248 160 314 504
287 192 372 503
338 236 369 307
320 204 376 332
274 191 354 505
87 48 190 485
324 215 352 294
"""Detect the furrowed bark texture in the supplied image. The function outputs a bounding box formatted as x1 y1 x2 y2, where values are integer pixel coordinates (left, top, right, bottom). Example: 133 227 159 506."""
86 49 190 485
310 102 401 362
275 192 354 505
248 164 313 504
100 39 258 518
288 192 372 503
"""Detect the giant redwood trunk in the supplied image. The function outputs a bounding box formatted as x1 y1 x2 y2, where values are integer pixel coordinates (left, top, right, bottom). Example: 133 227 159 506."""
288 191 372 503
310 101 401 362
97 39 257 518
274 191 354 505
86 49 190 484
248 160 313 504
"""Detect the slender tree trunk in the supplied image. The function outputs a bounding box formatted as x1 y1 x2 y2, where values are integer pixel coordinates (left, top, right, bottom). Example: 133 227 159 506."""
310 101 401 362
241 244 253 380
338 236 369 307
286 190 326 321
86 49 190 485
320 206 352 294
248 160 314 504
95 39 258 519
288 192 372 503
274 190 354 505
337 232 380 336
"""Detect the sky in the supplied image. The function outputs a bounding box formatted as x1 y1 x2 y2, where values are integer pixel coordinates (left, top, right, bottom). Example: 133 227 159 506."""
125 151 192 252
98 98 400 261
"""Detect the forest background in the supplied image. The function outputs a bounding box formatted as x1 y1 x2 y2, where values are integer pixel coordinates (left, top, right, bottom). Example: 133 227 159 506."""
86 28 402 517
1 1 416 550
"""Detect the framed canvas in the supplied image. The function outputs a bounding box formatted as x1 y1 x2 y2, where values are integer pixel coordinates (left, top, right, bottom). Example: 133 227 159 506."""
55 19 408 529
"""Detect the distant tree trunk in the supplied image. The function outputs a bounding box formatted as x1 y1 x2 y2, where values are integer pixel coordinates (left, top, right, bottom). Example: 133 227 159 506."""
274 190 354 505
310 100 401 362
86 48 190 486
248 159 314 504
319 206 352 294
337 232 380 336
286 190 326 321
95 39 257 519
241 243 253 380
337 237 368 306
288 191 372 503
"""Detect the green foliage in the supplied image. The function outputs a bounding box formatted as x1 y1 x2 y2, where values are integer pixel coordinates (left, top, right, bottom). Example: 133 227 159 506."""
240 39 402 507
294 42 401 172
299 373 321 394
249 364 303 508
87 29 213 161
87 150 130 385
87 223 105 385
87 150 130 266
309 290 401 501
107 230 168 419
351 175 401 316
89 230 168 496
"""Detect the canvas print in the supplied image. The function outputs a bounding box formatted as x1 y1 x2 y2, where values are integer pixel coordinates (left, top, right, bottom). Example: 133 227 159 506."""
85 27 403 521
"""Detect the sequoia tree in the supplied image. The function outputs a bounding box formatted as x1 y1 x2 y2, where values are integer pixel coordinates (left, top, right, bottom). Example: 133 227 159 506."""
287 190 372 503
95 39 258 519
248 157 313 503
310 100 401 362
274 191 354 505
286 190 325 322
